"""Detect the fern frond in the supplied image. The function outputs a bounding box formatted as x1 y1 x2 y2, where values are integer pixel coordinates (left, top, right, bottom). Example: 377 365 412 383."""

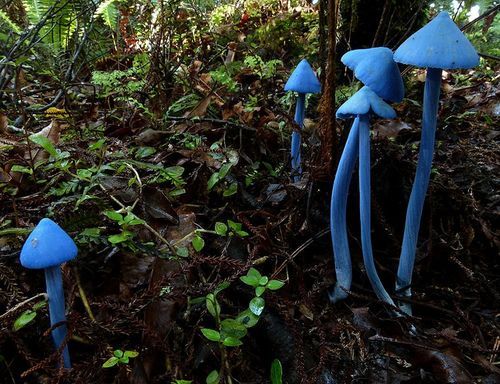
0 9 21 34
95 0 119 31
21 0 50 25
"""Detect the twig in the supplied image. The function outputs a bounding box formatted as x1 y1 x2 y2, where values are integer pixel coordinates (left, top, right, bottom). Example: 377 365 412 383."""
164 116 256 131
0 227 32 236
74 268 96 322
0 293 48 321
272 228 330 278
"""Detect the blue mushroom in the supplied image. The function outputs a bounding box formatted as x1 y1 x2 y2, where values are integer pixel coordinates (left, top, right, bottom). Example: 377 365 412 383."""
341 47 404 103
284 59 321 182
394 11 479 315
20 218 78 368
331 86 397 306
329 48 403 303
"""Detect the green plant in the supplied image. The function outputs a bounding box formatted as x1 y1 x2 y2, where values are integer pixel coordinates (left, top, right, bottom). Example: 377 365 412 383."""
173 219 248 258
103 210 145 245
270 359 283 384
207 143 239 196
13 300 47 331
210 66 239 92
102 349 139 368
91 53 150 98
243 55 282 80
194 268 285 383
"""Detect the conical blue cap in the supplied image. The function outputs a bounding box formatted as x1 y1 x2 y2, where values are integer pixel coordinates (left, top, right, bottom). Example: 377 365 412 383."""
394 11 479 69
341 47 404 102
284 59 321 94
336 86 396 119
20 218 78 269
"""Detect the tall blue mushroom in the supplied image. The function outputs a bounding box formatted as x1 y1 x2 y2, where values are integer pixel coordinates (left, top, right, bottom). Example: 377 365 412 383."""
394 11 479 314
332 86 397 306
20 218 78 368
284 59 321 182
329 48 403 303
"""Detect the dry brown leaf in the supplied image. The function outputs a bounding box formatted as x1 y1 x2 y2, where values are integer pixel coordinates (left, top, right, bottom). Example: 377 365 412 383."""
373 119 411 139
0 113 8 134
184 95 212 118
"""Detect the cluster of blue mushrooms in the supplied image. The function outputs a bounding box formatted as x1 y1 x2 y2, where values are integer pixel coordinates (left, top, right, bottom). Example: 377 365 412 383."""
326 12 478 314
284 11 479 315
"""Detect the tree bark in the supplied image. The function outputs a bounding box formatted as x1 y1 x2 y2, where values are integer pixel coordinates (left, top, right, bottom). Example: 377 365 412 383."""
316 0 338 180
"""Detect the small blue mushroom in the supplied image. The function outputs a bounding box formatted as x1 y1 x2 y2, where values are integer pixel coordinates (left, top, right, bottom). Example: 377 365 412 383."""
20 218 78 368
331 86 397 306
394 11 479 315
284 59 321 182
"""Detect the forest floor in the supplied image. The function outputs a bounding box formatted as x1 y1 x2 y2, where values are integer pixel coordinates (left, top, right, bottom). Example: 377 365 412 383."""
0 28 499 384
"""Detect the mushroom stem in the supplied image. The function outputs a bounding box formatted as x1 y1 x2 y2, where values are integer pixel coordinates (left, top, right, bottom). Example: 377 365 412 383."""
397 67 442 314
358 114 395 306
291 93 305 182
45 266 71 368
329 117 359 302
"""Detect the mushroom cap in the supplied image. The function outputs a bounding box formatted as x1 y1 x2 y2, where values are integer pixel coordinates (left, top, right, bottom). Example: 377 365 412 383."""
336 86 396 119
341 47 404 102
394 11 479 69
20 218 78 269
284 59 321 94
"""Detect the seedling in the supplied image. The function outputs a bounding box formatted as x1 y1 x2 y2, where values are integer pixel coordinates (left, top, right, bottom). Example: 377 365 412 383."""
102 349 139 368
194 268 285 384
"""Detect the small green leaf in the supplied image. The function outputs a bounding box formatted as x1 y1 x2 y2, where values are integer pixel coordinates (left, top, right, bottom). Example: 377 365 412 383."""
176 246 189 257
270 359 283 384
206 370 220 384
227 220 242 232
113 349 124 358
267 280 285 290
207 173 220 190
29 135 58 158
192 235 205 252
220 319 247 339
223 337 243 347
135 146 156 159
249 297 265 316
10 165 33 175
13 310 36 331
124 350 139 358
32 300 47 311
89 139 106 151
247 268 262 280
240 275 259 287
255 286 266 297
123 213 145 226
259 276 269 285
214 281 230 295
104 210 123 222
102 356 119 368
206 294 220 318
223 182 237 197
218 163 232 179
108 230 133 244
201 328 221 342
214 222 228 236
235 309 260 328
